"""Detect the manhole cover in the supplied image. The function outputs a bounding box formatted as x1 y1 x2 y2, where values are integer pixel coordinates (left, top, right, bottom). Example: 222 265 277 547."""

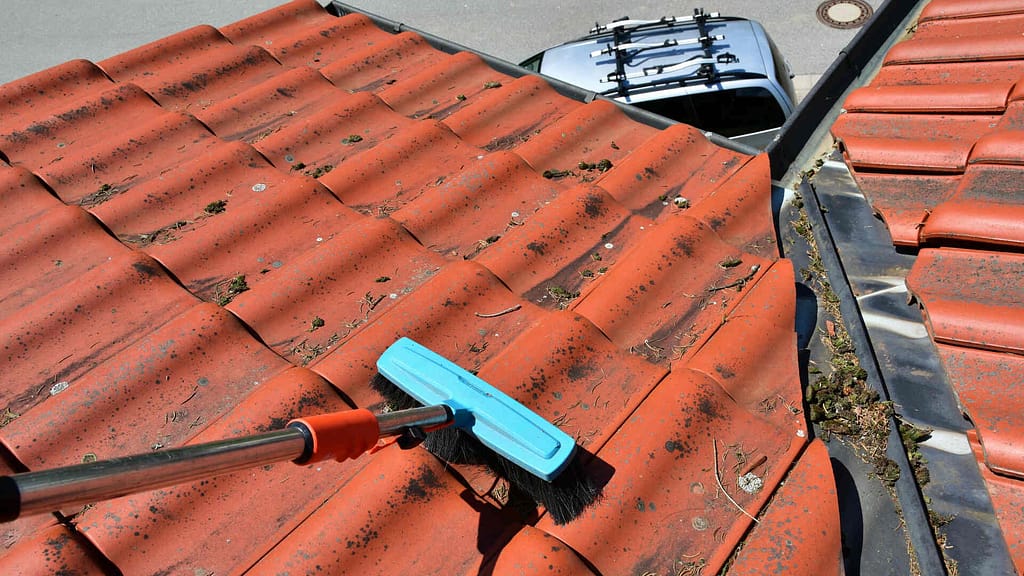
816 0 873 29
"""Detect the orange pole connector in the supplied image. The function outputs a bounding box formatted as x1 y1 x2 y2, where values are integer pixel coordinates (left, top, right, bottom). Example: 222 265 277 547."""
289 409 381 464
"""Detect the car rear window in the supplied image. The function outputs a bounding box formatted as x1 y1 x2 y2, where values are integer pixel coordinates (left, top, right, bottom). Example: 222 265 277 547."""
630 87 786 136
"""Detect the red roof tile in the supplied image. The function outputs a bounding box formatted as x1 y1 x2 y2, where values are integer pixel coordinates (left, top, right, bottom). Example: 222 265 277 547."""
833 0 1024 569
2 523 108 574
919 0 1024 21
727 440 842 576
971 430 1024 569
0 1 833 572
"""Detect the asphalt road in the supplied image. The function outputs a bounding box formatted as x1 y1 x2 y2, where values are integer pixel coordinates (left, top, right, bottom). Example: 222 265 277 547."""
1 1 872 86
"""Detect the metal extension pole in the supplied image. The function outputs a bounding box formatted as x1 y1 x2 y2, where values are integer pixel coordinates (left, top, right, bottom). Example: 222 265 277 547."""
0 405 452 521
0 429 307 521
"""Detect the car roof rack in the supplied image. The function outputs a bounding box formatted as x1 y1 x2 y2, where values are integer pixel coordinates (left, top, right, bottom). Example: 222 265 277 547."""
589 9 722 35
598 66 764 99
592 8 729 98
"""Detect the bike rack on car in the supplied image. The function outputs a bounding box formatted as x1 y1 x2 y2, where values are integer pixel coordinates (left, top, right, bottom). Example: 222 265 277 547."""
592 8 737 97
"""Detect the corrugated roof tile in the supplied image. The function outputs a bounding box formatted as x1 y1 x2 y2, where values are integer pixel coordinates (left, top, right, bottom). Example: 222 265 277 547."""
727 440 842 576
194 64 346 142
573 216 774 356
474 183 641 295
253 89 412 171
249 446 522 575
98 27 285 113
0 59 113 129
2 302 290 471
228 215 447 362
0 250 197 419
318 31 450 92
921 164 1024 248
873 60 1024 87
970 428 1024 573
907 248 1024 354
220 0 385 68
834 112 994 173
514 98 658 169
73 367 365 574
390 150 566 258
490 525 598 575
919 0 1024 22
843 82 1013 114
2 523 108 574
378 50 514 120
884 33 1024 66
441 74 580 150
594 123 747 213
0 83 218 203
918 15 1024 47
0 3 835 573
969 129 1024 165
833 0 1024 563
940 346 1024 479
319 118 479 211
539 366 805 575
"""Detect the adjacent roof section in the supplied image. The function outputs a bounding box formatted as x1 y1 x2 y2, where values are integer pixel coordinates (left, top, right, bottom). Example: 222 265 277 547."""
0 1 832 573
831 0 1024 570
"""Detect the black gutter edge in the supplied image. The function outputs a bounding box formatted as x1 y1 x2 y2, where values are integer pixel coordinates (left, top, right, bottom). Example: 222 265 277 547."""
797 177 948 575
766 0 920 180
327 2 758 157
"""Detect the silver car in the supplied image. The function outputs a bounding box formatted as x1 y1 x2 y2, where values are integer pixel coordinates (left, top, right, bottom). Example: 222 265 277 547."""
521 9 797 148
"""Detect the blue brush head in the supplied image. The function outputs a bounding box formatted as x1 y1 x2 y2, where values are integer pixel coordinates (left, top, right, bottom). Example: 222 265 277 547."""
377 337 577 482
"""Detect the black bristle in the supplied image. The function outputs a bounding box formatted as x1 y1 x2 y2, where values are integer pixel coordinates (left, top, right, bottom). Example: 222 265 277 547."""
371 373 420 411
499 451 600 525
371 372 602 524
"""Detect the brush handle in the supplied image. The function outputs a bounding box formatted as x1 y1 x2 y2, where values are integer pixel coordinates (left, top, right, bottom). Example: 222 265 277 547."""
0 428 308 522
0 405 452 522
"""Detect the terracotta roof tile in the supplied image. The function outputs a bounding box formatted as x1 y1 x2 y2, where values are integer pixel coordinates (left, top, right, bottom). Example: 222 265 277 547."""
843 82 1014 114
872 59 1024 87
940 346 1024 478
833 0 1024 568
0 2 833 573
442 74 580 150
220 1 384 67
539 364 805 575
2 302 292 470
917 12 1024 40
491 525 599 575
884 33 1024 65
727 440 842 576
922 164 1024 248
195 64 346 142
96 27 287 114
74 367 366 574
0 59 114 129
378 51 514 120
919 0 1024 22
971 431 1024 569
907 248 1024 354
834 112 995 172
319 31 450 92
2 523 108 574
